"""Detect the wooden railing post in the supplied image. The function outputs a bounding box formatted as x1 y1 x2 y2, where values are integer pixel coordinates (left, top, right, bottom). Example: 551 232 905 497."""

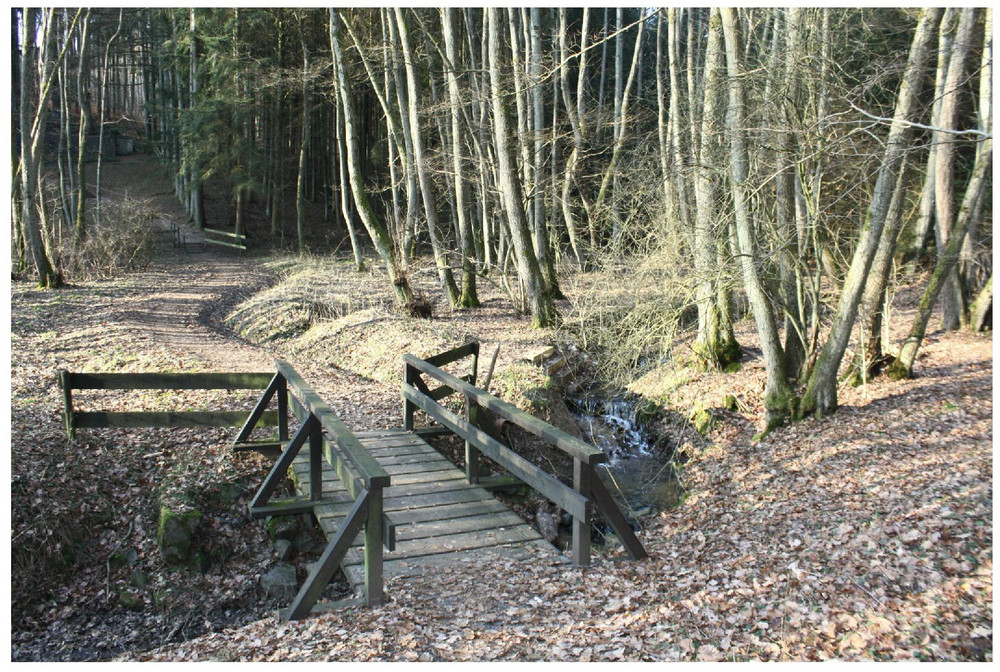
572 458 592 567
364 485 385 605
465 392 480 484
309 414 323 501
277 374 289 442
58 370 75 439
403 363 416 431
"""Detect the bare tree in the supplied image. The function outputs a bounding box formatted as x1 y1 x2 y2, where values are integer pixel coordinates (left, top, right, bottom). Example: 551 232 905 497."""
487 8 555 328
799 7 941 418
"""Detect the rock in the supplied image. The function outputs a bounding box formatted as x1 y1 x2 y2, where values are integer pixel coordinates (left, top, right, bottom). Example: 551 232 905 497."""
649 479 686 510
157 506 202 566
535 504 561 543
189 550 211 574
110 547 139 570
525 346 556 365
688 403 717 435
119 589 144 611
274 539 294 561
603 532 622 551
129 570 149 590
265 516 299 542
260 564 298 599
293 532 315 554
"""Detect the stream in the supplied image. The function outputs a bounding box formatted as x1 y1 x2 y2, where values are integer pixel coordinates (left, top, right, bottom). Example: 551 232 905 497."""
567 391 684 516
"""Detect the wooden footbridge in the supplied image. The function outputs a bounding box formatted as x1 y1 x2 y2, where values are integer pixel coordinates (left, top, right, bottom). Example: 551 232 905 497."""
59 342 646 620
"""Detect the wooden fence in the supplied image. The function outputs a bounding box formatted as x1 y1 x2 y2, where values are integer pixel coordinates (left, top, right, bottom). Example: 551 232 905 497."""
57 370 275 439
237 360 392 619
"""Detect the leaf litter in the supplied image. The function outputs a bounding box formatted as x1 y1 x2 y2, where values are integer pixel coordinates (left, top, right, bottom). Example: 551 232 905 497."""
10 244 992 662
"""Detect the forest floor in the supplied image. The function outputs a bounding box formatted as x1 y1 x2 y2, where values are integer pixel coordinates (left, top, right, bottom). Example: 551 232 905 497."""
8 156 993 661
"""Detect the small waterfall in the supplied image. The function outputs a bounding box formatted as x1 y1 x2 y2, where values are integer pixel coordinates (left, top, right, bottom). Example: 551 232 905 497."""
567 392 656 462
568 389 683 514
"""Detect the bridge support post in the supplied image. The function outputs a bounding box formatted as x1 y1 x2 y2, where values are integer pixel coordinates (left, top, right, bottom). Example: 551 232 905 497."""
309 416 323 501
277 375 289 442
572 458 592 566
403 363 416 431
364 486 385 605
465 392 481 484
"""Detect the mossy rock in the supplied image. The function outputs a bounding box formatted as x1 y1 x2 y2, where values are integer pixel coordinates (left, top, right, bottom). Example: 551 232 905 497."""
688 403 717 435
265 515 299 542
157 506 202 566
119 589 145 611
649 479 687 510
188 550 211 574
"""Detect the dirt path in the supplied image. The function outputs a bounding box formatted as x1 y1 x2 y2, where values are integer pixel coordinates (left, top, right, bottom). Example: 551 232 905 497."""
124 253 277 372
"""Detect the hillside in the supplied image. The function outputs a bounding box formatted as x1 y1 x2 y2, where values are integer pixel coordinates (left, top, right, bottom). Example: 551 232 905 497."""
9 157 993 662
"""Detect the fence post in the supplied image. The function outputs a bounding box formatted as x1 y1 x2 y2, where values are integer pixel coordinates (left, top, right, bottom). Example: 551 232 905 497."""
572 458 592 566
58 370 75 439
309 415 323 501
365 485 385 605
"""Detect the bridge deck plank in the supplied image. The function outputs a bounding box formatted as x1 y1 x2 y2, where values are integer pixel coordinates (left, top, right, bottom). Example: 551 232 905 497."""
289 429 557 601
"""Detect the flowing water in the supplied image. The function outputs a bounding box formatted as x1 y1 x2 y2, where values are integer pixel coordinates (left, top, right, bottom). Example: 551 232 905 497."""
567 391 684 515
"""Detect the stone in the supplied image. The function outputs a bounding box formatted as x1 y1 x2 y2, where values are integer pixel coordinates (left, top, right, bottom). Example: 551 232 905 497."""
535 504 561 543
189 550 211 574
265 516 299 542
129 570 149 590
274 539 294 561
157 506 202 566
110 547 139 570
119 589 144 611
260 564 298 599
293 532 316 554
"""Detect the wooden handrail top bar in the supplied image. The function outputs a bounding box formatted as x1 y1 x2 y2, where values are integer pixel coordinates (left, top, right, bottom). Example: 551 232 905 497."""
60 371 274 391
422 341 479 368
403 354 607 466
276 360 390 488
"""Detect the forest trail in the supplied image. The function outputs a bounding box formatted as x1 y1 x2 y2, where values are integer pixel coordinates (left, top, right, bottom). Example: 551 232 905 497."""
124 254 274 373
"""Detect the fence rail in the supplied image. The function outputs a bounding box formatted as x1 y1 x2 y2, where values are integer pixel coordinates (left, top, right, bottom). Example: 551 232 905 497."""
57 370 274 439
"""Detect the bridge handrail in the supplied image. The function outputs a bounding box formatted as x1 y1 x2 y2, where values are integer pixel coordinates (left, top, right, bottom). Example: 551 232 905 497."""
402 347 645 567
275 360 389 489
403 353 607 466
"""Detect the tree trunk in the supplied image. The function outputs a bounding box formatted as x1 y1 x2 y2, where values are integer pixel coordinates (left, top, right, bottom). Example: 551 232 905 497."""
719 8 794 431
330 9 414 309
557 8 587 270
96 9 124 229
692 10 739 370
74 11 91 239
891 10 992 378
968 274 992 332
844 158 911 385
393 9 460 308
18 8 68 288
800 8 941 417
442 8 480 308
932 8 978 330
295 22 310 254
529 7 561 299
186 9 205 229
891 138 991 378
